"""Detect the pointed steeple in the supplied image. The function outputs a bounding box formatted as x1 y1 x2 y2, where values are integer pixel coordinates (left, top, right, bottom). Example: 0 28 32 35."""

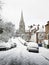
21 11 23 19
20 11 24 23
19 11 25 33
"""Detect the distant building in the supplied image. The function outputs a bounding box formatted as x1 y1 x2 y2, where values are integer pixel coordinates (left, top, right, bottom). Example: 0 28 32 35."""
45 21 49 39
36 28 45 43
30 26 45 43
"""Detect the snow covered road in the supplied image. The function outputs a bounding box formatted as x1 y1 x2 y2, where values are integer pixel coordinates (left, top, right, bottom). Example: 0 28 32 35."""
0 46 49 65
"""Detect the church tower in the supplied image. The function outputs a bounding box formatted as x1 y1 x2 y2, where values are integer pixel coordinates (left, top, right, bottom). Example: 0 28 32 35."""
19 11 25 34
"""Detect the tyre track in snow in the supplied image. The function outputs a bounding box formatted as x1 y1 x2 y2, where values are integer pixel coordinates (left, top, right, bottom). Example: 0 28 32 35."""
41 55 49 62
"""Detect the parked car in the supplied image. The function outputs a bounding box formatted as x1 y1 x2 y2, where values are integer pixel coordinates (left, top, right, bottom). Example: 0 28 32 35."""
27 42 39 53
0 42 11 50
8 38 17 48
10 43 17 48
0 37 17 51
18 37 28 46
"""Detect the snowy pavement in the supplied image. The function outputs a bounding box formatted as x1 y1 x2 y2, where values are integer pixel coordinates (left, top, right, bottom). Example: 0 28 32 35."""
39 47 49 61
0 46 49 65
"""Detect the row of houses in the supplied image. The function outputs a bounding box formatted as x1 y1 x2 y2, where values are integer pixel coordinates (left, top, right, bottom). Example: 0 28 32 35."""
16 11 49 47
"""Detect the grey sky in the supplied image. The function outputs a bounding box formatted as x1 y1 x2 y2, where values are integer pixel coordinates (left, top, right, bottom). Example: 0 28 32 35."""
1 0 49 29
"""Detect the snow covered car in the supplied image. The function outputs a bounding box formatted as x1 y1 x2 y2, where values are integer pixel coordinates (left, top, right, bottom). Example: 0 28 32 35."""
27 42 39 53
0 42 11 50
8 38 17 48
18 37 28 46
10 43 17 48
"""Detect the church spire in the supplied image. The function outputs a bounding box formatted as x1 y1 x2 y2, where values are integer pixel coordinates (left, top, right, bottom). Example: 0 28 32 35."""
20 11 24 21
19 11 25 33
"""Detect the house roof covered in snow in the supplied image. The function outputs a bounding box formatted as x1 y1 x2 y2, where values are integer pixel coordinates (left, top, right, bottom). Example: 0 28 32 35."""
37 27 45 32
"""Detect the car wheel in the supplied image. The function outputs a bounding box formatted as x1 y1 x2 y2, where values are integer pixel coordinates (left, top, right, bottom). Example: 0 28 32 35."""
37 51 39 53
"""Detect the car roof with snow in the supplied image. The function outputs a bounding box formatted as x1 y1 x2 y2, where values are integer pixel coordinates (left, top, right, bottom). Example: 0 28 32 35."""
18 37 27 44
27 42 38 47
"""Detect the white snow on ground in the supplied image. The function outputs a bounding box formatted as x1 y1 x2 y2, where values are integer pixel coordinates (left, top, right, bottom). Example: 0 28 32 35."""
0 37 49 65
0 47 49 65
39 47 49 60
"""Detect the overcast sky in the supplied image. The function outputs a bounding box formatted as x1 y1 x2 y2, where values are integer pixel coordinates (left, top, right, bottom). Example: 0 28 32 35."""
1 0 49 29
